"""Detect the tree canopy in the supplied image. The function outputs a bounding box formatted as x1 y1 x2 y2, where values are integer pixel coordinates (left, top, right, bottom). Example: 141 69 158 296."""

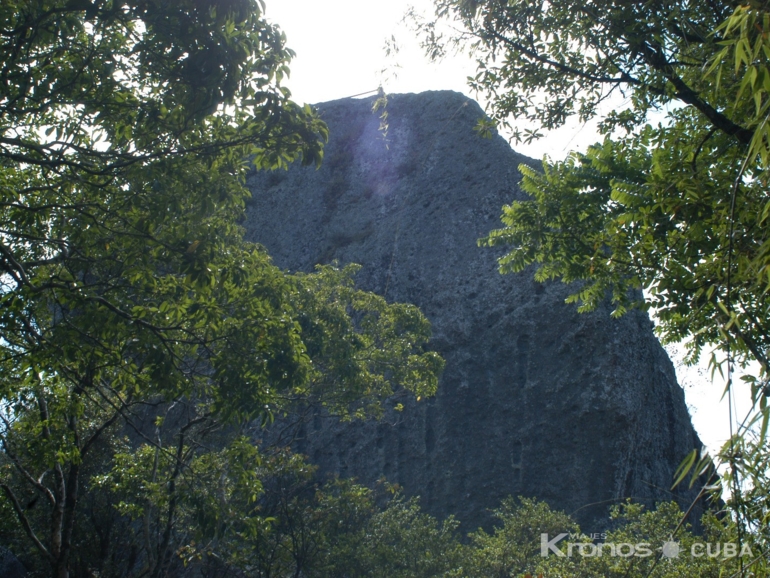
0 2 443 576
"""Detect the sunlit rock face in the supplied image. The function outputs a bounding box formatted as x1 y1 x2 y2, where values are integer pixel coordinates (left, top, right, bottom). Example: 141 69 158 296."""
243 90 705 532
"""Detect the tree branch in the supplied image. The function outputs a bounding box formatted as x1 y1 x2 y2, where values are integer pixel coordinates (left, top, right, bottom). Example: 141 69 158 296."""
1 483 54 563
0 417 56 507
487 29 639 87
633 41 754 144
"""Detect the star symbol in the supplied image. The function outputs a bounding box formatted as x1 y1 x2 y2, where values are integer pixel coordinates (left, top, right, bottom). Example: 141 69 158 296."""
661 541 680 559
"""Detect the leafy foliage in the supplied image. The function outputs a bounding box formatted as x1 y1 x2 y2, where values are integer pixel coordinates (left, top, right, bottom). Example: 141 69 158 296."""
414 0 770 441
291 264 443 420
411 0 770 557
455 499 760 578
0 2 443 576
87 450 462 577
461 497 580 577
411 0 744 143
87 458 758 578
720 432 770 550
480 128 767 370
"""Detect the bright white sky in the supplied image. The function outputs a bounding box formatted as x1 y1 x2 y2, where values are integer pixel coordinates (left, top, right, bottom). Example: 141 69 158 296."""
265 0 754 461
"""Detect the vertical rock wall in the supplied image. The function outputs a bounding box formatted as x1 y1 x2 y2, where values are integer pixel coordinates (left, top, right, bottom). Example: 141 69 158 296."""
243 91 705 531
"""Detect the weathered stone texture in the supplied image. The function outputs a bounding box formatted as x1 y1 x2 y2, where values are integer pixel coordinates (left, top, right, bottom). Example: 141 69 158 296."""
243 90 704 531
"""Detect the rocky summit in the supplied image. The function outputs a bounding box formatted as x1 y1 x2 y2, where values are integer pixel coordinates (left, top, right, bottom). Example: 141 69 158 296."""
243 90 705 532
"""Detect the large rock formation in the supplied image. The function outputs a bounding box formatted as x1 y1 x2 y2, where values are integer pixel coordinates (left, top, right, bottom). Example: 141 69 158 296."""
243 91 705 532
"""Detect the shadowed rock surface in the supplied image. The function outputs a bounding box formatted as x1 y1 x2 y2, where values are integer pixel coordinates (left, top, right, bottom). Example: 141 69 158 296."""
0 546 26 578
243 90 705 532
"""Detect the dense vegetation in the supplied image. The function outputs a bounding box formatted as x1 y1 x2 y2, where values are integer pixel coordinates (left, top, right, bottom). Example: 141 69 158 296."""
411 0 770 554
3 0 769 576
0 1 442 576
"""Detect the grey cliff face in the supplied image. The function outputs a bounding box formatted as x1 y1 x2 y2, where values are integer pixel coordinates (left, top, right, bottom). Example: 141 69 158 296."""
243 90 705 531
